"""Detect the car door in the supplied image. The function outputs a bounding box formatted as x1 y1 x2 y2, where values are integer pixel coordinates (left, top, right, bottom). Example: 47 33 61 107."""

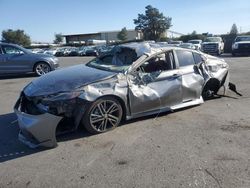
127 51 183 115
1 45 30 73
174 50 205 102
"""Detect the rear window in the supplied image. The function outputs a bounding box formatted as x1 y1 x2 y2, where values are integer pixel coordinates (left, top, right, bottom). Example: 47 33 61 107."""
175 50 195 67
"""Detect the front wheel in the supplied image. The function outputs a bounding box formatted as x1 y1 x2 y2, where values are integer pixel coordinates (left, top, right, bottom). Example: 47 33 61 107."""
34 62 51 76
82 97 123 134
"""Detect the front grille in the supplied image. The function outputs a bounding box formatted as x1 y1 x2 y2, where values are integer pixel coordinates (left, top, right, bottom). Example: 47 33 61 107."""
238 43 250 50
202 44 218 53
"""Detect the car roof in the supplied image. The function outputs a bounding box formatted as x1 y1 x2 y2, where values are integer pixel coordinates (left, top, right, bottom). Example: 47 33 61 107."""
118 42 197 57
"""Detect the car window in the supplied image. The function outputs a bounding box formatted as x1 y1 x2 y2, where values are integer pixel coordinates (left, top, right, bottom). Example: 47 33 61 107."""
193 52 203 64
175 50 195 67
100 55 113 65
139 52 174 73
0 46 3 54
87 47 138 73
2 45 24 55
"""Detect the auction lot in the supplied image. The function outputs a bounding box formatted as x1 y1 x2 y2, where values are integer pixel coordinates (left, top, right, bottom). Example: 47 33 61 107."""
0 55 250 188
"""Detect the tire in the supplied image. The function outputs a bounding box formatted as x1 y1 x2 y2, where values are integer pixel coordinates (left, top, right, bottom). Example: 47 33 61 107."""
217 49 221 56
34 62 51 76
82 96 123 134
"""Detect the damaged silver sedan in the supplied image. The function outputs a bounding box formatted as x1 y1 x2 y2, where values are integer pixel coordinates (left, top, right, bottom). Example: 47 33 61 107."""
14 42 232 148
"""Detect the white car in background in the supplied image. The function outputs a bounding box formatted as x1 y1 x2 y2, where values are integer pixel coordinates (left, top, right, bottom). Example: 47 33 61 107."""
179 43 196 50
188 39 202 50
44 48 58 56
201 37 224 56
169 41 183 46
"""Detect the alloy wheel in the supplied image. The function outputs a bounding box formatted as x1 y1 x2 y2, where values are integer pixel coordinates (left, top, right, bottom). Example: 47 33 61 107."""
89 100 122 132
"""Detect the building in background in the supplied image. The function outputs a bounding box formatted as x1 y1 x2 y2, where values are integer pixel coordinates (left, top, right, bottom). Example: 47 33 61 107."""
63 29 142 45
63 29 184 45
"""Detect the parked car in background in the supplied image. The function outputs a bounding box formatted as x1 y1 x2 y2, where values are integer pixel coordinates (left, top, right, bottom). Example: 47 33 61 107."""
55 48 65 57
43 48 58 56
201 37 224 55
31 48 45 54
78 46 89 56
188 39 202 50
68 47 79 56
232 35 250 56
0 43 59 76
14 42 231 148
85 46 99 56
179 43 196 50
169 41 183 46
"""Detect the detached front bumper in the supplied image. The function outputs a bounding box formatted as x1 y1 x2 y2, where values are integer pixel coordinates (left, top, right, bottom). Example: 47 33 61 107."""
14 97 63 148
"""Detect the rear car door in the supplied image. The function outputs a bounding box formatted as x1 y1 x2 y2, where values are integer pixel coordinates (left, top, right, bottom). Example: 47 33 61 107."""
1 45 30 73
174 50 204 102
127 51 183 115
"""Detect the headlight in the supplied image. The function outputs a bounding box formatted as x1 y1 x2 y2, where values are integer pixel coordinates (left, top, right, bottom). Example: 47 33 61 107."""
208 65 219 72
232 43 238 49
208 63 228 72
42 91 84 103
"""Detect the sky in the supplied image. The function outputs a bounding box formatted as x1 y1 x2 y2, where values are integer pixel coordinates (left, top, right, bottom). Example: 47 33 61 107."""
1 0 250 43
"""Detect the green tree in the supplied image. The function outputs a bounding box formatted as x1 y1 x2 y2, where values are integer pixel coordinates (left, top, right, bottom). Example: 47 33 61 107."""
230 23 238 35
191 30 197 35
117 27 128 41
2 29 31 46
134 5 172 41
54 33 63 44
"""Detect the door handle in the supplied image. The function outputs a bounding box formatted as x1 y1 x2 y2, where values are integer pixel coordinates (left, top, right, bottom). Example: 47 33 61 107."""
172 74 180 78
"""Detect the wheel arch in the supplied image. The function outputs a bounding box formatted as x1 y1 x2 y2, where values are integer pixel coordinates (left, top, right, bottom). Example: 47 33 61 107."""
95 94 127 121
202 78 221 99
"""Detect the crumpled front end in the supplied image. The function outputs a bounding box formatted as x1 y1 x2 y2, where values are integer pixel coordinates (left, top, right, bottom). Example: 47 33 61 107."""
14 95 63 148
14 91 89 148
200 55 230 99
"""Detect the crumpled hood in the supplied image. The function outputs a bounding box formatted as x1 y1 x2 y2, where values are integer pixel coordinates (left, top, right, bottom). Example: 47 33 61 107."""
24 64 116 97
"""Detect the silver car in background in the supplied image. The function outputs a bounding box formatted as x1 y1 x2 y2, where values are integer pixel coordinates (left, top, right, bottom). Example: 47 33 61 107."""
14 42 232 148
0 43 59 76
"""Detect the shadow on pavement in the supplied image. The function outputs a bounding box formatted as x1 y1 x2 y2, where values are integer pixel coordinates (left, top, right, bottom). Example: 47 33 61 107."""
0 113 45 163
0 112 93 163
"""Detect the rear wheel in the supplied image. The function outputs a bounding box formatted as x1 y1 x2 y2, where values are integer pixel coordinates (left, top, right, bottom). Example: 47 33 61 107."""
34 62 51 76
82 97 123 134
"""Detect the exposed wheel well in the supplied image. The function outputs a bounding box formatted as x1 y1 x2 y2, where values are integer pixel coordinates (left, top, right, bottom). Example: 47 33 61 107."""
202 78 221 99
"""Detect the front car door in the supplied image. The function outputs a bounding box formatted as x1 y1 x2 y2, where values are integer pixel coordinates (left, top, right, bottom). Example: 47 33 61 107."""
127 50 183 116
